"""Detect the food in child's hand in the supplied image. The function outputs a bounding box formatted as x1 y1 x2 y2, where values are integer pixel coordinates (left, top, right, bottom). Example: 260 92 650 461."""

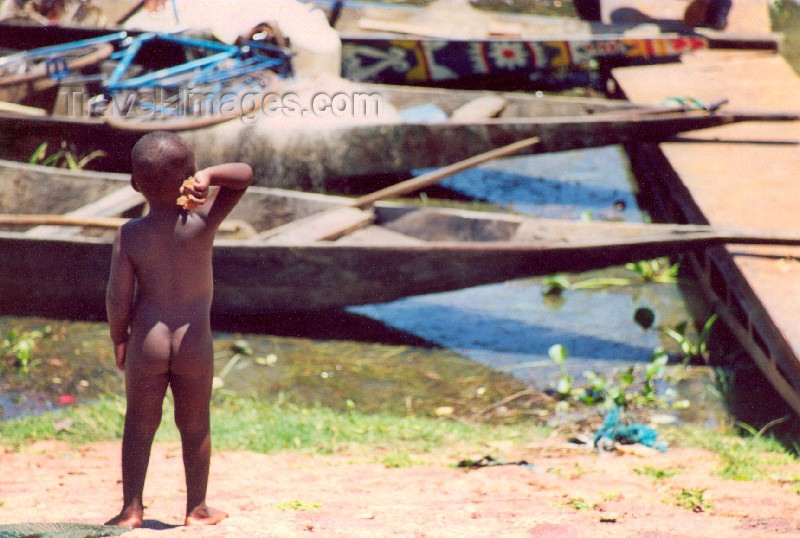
177 178 199 210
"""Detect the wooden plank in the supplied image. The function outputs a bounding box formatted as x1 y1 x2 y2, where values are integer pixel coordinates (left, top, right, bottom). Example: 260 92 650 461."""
613 47 800 412
2 214 255 236
257 206 376 243
0 101 46 116
356 17 450 38
334 225 425 245
258 137 541 243
24 185 145 238
450 96 507 122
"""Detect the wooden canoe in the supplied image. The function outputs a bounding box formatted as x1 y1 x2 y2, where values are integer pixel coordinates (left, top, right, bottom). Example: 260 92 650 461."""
0 72 794 192
318 0 778 90
4 159 800 318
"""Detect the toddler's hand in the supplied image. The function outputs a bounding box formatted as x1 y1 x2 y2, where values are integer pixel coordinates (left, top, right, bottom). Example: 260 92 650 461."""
177 172 210 210
114 341 127 371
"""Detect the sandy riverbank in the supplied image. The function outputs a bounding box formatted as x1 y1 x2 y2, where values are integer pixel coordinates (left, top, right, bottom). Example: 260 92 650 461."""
2 439 800 537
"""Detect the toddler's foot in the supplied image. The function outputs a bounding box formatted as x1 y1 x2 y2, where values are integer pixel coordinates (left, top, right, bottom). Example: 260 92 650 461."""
105 507 143 527
185 503 228 526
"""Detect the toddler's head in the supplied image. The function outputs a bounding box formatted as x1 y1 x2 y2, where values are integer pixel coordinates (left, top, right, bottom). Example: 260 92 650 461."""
131 131 195 201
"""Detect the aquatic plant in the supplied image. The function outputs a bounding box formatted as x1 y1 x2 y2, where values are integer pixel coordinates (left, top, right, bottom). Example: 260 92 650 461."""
541 274 570 296
541 273 631 296
661 315 718 364
625 258 679 283
642 348 669 403
546 343 678 410
548 343 573 397
29 141 106 170
0 327 50 374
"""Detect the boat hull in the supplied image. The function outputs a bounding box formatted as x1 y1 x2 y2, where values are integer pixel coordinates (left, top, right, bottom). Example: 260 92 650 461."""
0 229 746 317
340 35 707 89
2 160 798 318
0 109 766 192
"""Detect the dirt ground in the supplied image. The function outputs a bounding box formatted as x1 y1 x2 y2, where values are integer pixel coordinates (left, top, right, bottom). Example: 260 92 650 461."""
4 440 800 537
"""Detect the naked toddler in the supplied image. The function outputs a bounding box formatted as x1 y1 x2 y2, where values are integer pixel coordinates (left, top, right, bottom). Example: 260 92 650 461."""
105 131 252 527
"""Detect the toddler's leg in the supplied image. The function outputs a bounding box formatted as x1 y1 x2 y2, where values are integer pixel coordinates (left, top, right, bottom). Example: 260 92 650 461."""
170 334 227 526
106 365 169 526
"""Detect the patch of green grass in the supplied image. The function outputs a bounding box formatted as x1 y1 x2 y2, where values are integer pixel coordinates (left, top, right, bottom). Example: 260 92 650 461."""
674 487 711 512
0 397 127 448
275 499 321 511
566 497 593 511
0 394 547 456
600 492 621 502
771 0 800 75
634 465 678 481
570 462 588 479
381 451 415 468
670 426 797 482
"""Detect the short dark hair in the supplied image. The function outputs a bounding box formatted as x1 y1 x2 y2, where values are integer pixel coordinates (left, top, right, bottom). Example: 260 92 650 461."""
131 131 195 195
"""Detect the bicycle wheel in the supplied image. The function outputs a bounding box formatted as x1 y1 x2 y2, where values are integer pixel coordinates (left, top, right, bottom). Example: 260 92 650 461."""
104 70 281 131
0 42 113 87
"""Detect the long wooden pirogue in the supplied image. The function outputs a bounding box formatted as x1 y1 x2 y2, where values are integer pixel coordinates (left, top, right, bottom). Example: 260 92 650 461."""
4 157 800 319
0 88 795 191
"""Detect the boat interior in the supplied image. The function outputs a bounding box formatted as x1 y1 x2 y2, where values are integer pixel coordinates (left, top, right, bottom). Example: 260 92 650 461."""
0 160 663 247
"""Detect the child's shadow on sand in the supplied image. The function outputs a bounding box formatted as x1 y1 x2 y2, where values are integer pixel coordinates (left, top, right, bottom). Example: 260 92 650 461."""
140 520 181 531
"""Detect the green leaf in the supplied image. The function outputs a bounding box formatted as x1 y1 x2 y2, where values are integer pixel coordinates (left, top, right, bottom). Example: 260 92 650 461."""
29 142 48 164
652 354 669 368
542 274 570 296
618 366 635 386
661 326 685 346
645 355 668 379
40 151 64 168
64 152 79 170
571 277 631 290
548 344 568 365
76 150 106 170
698 314 718 355
556 377 572 395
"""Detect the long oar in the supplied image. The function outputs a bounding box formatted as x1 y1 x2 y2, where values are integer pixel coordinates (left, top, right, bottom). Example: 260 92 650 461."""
0 214 257 237
256 136 541 242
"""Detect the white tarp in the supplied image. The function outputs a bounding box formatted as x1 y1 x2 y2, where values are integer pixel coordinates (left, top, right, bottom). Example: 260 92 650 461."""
125 0 341 76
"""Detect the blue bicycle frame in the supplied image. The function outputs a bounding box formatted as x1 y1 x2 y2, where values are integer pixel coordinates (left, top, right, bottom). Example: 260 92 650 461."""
104 34 291 93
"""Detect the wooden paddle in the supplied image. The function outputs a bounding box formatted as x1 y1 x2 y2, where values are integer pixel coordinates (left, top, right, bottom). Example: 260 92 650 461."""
0 101 47 116
0 214 257 237
256 136 542 243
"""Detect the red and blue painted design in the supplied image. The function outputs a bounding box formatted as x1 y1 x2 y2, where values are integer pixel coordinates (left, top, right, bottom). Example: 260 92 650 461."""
341 35 707 87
